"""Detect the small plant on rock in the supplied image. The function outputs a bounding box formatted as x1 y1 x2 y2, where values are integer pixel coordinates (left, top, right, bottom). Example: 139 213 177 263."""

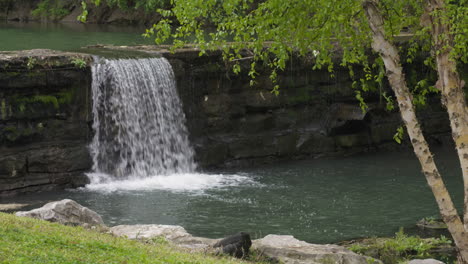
71 58 87 69
26 57 36 70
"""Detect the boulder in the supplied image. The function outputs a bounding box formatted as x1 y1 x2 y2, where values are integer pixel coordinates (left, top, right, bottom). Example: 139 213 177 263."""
252 235 381 264
15 199 104 227
408 259 445 264
213 232 252 258
416 218 447 230
110 224 216 250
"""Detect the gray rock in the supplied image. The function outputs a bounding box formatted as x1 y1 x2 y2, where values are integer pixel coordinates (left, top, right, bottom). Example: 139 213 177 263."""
408 259 445 264
252 235 382 264
15 199 104 227
110 224 216 250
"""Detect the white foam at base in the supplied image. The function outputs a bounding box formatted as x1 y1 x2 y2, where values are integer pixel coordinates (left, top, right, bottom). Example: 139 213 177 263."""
84 172 256 193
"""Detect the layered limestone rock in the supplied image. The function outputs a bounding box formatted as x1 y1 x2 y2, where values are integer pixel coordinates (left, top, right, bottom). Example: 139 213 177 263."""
0 48 459 195
0 50 93 196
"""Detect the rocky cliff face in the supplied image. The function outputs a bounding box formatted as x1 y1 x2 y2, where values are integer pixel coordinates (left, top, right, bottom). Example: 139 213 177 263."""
0 50 92 196
0 48 457 196
161 48 452 168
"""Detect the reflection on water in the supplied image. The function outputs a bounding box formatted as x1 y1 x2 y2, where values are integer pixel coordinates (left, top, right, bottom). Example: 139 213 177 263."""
2 147 462 243
0 21 153 51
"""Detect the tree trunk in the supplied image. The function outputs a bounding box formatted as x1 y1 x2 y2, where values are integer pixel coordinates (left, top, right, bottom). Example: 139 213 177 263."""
424 0 468 231
362 1 468 262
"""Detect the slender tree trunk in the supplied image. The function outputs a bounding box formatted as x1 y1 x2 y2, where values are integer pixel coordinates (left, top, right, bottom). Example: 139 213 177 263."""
362 1 468 262
424 0 468 231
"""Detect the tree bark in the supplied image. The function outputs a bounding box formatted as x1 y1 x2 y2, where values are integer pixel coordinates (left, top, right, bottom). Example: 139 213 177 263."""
424 0 468 231
362 0 468 262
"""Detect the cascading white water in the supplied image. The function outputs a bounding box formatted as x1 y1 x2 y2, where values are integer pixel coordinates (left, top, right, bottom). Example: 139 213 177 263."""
89 57 196 181
86 57 255 193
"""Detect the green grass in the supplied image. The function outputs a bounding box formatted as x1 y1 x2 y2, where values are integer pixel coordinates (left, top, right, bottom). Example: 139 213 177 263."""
0 212 268 264
347 228 454 264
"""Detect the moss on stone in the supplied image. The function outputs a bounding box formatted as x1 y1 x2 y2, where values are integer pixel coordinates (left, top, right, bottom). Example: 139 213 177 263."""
57 89 75 105
3 126 19 142
1 123 44 143
25 71 47 78
286 86 312 105
1 99 6 120
4 71 20 77
15 95 58 109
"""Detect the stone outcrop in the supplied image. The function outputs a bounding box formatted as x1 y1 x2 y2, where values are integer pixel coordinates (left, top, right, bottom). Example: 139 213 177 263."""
252 234 382 264
11 198 382 263
110 224 216 250
15 199 104 226
110 225 381 263
0 50 93 196
0 47 462 195
154 47 454 168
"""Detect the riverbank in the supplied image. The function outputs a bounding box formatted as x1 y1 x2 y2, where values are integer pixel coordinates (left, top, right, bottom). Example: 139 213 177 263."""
0 212 267 264
1 199 455 264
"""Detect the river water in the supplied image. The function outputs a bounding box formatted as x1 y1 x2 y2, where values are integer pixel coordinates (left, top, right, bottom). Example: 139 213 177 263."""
0 21 153 51
3 147 462 243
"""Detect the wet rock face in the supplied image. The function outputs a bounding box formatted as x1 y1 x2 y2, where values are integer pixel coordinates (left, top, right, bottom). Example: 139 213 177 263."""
0 50 93 196
0 48 456 195
164 50 452 168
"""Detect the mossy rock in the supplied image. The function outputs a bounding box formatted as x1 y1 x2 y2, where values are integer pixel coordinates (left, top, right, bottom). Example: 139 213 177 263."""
416 218 447 230
0 122 44 144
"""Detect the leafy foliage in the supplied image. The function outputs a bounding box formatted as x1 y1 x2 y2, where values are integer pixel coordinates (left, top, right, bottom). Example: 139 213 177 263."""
71 57 87 69
137 0 465 88
393 126 405 144
79 0 467 110
89 0 170 12
32 0 71 21
348 229 453 264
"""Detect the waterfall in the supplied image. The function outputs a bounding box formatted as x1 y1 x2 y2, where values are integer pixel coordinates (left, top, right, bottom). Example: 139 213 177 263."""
89 57 196 181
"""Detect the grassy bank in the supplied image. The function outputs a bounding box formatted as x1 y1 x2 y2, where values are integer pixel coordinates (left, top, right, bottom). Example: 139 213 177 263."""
0 212 265 264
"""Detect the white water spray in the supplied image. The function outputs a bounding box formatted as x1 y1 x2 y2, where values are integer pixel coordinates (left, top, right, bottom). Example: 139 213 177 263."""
89 57 195 179
86 58 253 192
87 57 254 192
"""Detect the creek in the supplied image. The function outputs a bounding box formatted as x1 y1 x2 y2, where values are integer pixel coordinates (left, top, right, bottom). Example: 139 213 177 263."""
3 147 461 244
